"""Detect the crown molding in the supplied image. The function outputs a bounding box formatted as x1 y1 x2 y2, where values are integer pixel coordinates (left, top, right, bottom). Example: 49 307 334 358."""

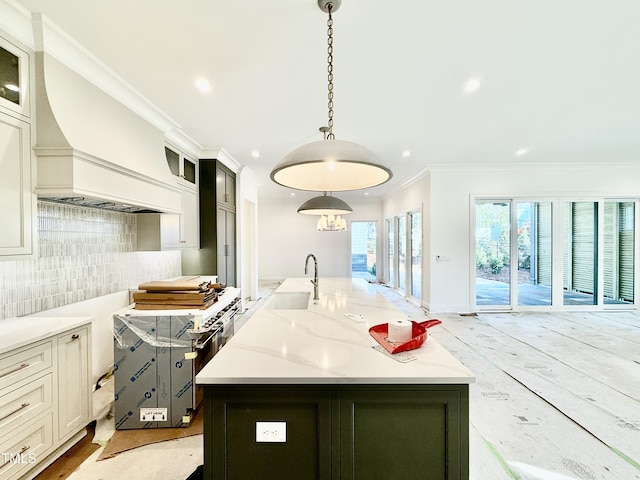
0 0 34 48
201 147 242 173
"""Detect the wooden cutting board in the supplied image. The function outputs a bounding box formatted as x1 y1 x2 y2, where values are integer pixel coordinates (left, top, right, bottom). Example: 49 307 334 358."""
138 276 208 292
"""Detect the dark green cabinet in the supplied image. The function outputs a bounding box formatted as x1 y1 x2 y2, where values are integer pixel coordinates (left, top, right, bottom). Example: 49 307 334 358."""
203 385 469 480
187 159 236 285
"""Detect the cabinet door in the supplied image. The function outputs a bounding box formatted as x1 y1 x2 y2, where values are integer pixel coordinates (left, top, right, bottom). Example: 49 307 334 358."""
0 38 31 118
182 157 197 185
56 326 90 440
216 209 236 286
180 184 199 248
337 388 469 480
215 164 235 207
0 114 34 257
205 387 332 480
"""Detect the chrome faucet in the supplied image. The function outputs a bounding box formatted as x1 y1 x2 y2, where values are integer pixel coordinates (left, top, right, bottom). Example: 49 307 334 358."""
304 253 319 301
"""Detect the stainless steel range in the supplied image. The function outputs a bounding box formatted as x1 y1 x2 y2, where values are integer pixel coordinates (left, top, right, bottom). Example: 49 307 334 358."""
112 287 241 429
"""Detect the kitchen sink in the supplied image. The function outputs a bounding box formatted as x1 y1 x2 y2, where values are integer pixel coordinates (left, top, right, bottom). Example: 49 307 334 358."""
263 291 311 310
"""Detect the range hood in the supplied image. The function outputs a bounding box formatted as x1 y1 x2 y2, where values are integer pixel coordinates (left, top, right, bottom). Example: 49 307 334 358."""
33 48 182 214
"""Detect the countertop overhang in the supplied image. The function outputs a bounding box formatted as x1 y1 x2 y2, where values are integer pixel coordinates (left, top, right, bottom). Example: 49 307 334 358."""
196 278 475 385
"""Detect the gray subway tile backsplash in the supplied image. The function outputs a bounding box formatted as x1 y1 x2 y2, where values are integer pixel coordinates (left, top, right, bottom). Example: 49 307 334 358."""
0 201 181 320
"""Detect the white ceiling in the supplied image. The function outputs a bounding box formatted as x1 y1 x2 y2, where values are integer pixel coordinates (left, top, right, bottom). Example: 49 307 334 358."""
14 0 640 200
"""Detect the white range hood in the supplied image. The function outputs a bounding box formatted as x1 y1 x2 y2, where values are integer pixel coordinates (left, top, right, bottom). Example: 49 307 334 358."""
31 16 182 214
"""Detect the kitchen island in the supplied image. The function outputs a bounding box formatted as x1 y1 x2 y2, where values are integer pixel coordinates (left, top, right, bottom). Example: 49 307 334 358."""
196 277 475 480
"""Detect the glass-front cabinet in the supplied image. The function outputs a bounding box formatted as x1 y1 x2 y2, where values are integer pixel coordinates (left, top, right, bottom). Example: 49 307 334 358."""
165 145 197 185
0 36 30 118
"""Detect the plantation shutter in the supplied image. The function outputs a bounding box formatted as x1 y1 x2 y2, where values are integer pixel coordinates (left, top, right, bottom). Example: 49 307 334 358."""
536 203 552 287
572 202 596 294
618 202 634 302
603 203 616 299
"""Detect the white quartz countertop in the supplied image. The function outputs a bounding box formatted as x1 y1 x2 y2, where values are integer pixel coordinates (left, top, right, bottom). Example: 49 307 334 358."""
196 278 475 385
0 316 93 355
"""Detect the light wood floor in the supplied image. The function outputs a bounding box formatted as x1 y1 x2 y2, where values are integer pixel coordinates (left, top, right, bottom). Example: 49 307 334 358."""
37 284 640 480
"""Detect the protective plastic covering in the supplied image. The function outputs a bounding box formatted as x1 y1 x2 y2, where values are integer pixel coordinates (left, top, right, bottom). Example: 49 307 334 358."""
113 313 194 348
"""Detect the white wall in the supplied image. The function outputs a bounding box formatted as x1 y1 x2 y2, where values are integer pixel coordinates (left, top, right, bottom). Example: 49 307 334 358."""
238 166 261 301
258 194 382 280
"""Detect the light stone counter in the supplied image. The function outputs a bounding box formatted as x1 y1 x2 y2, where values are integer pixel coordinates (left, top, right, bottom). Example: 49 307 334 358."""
0 316 93 355
196 277 475 385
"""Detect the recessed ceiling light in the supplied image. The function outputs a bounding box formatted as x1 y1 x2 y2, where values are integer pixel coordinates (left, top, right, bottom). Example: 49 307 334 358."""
402 150 411 158
290 192 296 196
515 148 528 156
4 83 19 92
195 78 212 93
364 192 369 196
463 77 481 94
251 150 260 158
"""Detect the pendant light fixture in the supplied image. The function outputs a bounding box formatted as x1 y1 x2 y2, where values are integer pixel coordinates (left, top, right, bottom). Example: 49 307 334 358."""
317 214 347 231
270 0 392 192
298 191 351 232
297 191 352 215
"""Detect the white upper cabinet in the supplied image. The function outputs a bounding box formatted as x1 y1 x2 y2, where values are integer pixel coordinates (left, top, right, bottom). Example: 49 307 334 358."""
0 35 35 258
136 145 199 250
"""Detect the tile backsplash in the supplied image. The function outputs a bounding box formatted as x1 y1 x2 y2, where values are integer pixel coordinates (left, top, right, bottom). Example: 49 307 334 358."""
0 201 181 320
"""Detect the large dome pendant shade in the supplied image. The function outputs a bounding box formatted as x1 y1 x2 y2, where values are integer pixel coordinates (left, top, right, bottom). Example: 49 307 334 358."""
270 0 392 192
271 139 392 192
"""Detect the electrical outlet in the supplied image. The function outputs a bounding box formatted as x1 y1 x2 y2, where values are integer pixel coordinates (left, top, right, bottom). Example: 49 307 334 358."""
256 421 286 442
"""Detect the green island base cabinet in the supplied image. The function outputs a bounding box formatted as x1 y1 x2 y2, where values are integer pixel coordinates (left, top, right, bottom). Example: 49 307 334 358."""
204 384 468 480
197 278 474 480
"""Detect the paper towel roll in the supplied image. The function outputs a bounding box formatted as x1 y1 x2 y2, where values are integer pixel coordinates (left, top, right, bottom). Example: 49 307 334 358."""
387 319 413 343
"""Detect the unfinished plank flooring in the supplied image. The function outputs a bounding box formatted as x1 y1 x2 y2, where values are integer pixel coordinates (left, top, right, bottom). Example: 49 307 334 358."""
430 311 640 480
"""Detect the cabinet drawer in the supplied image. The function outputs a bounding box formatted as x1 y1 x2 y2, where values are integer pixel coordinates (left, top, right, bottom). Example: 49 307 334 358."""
0 412 53 480
0 373 53 437
0 341 53 392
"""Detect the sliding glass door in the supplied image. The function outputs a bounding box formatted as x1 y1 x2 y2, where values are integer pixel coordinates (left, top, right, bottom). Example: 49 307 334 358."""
475 198 636 310
386 219 395 287
563 202 597 305
475 201 511 307
517 202 552 306
603 202 634 305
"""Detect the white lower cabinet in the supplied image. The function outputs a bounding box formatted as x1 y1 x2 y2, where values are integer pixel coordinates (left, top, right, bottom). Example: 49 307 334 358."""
56 327 90 440
0 321 91 480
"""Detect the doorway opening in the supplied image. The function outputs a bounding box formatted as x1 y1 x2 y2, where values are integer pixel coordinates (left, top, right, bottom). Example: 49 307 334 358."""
351 221 377 281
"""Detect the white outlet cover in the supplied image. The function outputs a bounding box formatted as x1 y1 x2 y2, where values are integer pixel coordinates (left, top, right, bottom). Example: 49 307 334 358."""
256 421 286 442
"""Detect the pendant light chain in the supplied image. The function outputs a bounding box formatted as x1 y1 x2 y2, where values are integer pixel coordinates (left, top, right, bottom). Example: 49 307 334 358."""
326 3 335 140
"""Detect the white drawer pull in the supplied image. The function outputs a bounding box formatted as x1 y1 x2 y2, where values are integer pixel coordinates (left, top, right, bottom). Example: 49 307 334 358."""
0 363 30 379
0 402 31 422
0 445 30 470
